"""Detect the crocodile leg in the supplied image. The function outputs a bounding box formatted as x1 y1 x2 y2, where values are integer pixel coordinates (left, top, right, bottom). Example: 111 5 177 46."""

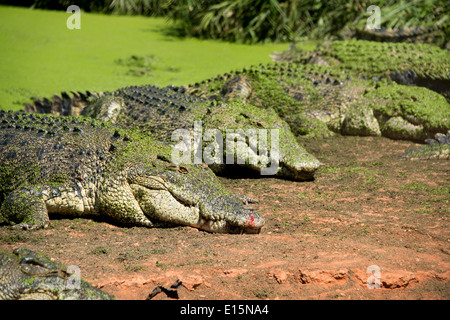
131 184 201 226
0 183 93 230
96 180 156 227
0 189 50 230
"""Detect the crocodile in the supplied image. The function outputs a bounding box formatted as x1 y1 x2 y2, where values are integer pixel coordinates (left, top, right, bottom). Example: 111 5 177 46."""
23 40 449 162
182 61 450 144
0 247 114 300
0 110 264 233
270 40 450 101
26 84 322 181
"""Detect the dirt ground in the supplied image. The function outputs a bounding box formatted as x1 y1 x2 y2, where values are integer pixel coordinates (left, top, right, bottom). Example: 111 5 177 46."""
1 135 448 300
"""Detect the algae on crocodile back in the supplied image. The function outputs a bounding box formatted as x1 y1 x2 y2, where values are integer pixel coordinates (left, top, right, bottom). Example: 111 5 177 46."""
199 101 322 180
184 62 350 139
281 40 450 79
322 40 450 78
184 60 450 143
364 82 450 141
271 39 450 101
292 79 450 141
80 84 322 181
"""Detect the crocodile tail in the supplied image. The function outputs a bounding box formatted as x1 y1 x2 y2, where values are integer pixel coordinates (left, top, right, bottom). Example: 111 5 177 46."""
24 91 104 116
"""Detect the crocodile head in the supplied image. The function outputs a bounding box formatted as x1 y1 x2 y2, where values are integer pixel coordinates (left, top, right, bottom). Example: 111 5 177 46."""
127 156 264 234
82 91 322 181
0 248 114 300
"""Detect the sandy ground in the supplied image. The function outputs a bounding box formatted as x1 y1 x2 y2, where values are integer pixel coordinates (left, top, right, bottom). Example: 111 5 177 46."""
1 135 448 300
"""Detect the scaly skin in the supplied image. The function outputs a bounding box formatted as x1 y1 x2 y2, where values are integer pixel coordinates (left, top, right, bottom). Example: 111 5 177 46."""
270 39 450 101
24 84 322 181
23 40 449 161
182 62 450 143
0 248 114 300
25 91 104 117
80 85 322 181
0 110 264 233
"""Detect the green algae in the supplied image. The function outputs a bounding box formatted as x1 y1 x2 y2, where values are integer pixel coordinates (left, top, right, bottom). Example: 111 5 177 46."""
364 81 450 136
321 40 450 78
0 5 291 111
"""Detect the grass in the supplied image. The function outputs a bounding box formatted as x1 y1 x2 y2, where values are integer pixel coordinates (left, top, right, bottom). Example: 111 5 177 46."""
161 0 449 43
0 5 318 111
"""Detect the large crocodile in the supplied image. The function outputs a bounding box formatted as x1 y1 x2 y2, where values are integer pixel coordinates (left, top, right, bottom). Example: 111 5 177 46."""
0 110 264 233
0 247 114 300
182 61 450 143
26 84 322 181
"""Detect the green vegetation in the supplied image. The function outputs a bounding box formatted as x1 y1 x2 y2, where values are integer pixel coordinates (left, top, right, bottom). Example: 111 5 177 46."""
125 264 145 272
253 288 269 299
165 0 449 43
13 0 449 43
365 82 450 135
0 5 291 110
155 260 168 270
0 232 28 244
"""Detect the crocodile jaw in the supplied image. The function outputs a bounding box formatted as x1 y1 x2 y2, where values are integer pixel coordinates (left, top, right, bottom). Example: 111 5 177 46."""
130 182 264 233
194 209 264 234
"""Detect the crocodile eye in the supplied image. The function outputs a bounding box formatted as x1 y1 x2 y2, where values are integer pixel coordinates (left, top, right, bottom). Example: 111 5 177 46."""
166 164 189 174
178 165 189 174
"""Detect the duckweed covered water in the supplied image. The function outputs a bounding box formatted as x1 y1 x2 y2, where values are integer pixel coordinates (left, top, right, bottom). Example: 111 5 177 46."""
0 6 318 110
